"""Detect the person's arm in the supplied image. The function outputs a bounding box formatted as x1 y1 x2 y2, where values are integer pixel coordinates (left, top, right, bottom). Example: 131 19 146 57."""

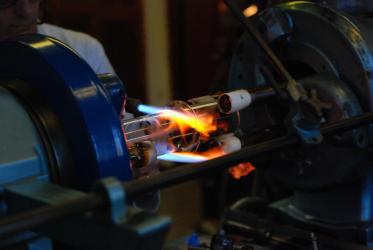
84 37 115 74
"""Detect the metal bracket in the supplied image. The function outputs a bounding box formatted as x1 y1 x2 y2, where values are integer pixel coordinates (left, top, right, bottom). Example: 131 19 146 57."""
292 113 323 144
94 177 126 224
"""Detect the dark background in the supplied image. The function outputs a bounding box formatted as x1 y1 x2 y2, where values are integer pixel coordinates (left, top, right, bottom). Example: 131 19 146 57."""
46 0 233 102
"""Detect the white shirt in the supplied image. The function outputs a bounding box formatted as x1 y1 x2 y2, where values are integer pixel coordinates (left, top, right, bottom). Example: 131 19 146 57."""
37 23 115 74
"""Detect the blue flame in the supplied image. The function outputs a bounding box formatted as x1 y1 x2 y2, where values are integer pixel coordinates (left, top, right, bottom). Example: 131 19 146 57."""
138 104 164 114
157 153 208 163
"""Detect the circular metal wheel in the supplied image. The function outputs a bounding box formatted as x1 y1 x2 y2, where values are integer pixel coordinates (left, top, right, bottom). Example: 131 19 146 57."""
0 35 132 190
228 2 373 190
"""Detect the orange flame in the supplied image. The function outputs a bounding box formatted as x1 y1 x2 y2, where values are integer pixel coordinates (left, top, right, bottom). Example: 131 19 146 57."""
243 4 258 17
158 108 217 139
167 146 226 160
229 162 256 179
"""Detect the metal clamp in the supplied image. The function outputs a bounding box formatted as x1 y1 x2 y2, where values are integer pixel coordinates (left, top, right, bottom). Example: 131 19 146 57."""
94 177 126 224
292 113 323 144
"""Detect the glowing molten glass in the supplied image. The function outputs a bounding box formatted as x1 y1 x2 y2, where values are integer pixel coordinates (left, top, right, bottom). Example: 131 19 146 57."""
134 103 242 164
229 162 256 179
158 109 217 138
137 103 218 142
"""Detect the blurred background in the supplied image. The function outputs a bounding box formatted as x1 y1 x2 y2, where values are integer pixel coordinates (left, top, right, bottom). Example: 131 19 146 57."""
45 0 281 105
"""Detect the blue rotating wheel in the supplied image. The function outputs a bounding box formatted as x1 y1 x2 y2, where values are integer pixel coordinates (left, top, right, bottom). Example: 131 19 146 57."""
0 34 132 190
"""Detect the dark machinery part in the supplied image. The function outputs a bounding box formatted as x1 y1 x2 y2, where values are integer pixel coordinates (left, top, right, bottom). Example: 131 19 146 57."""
0 34 133 190
0 35 171 250
224 0 328 146
228 1 373 246
98 73 126 115
223 0 305 102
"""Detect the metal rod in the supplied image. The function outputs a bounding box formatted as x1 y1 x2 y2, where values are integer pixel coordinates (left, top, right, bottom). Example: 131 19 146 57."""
1 112 373 237
124 135 297 197
321 112 373 135
124 112 373 196
223 0 294 84
0 193 105 237
250 86 276 103
0 135 296 238
223 0 305 103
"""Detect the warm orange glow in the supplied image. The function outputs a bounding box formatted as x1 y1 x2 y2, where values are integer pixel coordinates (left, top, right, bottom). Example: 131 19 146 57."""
166 152 255 180
168 146 226 161
158 109 217 139
243 4 258 17
218 0 229 14
229 162 256 179
167 152 210 162
200 147 226 158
